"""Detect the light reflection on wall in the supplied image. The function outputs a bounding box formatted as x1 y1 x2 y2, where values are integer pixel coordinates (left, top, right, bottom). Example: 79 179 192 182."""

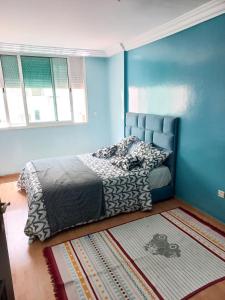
129 85 190 116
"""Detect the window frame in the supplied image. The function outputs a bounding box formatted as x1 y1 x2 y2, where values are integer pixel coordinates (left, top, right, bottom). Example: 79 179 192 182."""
0 53 88 130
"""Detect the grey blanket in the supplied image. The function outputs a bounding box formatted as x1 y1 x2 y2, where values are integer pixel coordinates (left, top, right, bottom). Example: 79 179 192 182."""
32 156 105 235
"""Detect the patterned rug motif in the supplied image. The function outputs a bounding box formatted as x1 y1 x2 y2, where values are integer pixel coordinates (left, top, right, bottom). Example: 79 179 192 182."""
44 208 225 300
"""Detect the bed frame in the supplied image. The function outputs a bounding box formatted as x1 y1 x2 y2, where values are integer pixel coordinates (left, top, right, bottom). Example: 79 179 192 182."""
125 112 178 203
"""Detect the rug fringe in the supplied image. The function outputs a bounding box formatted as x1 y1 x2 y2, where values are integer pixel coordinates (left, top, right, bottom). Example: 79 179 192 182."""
43 247 68 300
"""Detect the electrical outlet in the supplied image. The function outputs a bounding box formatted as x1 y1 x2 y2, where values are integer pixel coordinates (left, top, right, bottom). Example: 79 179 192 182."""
218 190 225 198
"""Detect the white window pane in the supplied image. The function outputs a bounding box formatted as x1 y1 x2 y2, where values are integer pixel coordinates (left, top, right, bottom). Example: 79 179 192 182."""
51 57 71 122
0 89 7 127
72 88 87 123
6 88 26 125
55 89 71 121
25 88 56 122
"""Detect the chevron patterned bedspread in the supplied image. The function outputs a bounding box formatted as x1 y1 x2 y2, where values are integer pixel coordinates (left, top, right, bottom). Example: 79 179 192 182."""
18 154 152 243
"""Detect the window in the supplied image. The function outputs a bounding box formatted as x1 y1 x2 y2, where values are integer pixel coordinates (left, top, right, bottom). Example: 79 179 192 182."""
69 57 87 123
22 56 55 123
51 57 71 122
0 54 87 128
1 55 26 126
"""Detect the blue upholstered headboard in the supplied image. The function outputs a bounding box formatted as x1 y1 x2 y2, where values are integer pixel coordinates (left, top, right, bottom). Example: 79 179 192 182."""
125 112 178 194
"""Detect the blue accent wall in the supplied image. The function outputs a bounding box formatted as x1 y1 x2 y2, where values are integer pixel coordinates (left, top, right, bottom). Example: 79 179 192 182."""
127 14 225 223
0 57 111 175
107 53 124 144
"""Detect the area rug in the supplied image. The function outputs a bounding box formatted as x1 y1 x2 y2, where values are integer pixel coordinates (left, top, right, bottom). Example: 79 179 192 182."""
43 207 225 300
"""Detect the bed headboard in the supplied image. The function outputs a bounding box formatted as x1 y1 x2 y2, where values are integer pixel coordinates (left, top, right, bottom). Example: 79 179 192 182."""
125 112 178 192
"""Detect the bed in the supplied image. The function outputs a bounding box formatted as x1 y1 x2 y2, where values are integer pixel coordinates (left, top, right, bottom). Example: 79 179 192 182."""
18 112 178 243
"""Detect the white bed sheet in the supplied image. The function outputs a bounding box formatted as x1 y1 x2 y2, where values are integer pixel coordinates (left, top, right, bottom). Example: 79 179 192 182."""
148 165 171 190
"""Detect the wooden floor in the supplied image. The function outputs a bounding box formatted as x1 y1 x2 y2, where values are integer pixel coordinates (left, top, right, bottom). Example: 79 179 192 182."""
1 175 225 300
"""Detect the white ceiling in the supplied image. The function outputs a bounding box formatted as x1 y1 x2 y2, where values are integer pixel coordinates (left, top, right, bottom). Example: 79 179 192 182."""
0 0 216 54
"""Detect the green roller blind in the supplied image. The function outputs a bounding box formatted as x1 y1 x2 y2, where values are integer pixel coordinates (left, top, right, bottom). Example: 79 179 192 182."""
21 56 52 88
51 57 69 89
1 55 21 88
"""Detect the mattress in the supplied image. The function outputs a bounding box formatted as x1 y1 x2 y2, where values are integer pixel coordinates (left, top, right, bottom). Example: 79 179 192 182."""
149 165 171 190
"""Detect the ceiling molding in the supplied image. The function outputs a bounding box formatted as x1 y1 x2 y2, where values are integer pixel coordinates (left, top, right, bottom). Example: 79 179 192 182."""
0 42 107 57
105 0 225 56
104 44 124 57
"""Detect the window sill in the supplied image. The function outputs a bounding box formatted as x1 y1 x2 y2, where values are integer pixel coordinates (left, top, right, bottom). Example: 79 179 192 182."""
0 120 88 131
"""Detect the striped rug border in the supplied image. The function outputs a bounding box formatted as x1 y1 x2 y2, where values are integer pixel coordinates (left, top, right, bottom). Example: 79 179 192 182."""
43 207 225 300
178 207 225 238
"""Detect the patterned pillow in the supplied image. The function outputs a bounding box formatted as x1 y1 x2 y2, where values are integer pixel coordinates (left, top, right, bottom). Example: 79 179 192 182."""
92 145 117 159
129 141 169 171
129 141 150 157
142 146 169 170
115 136 140 157
111 155 143 171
